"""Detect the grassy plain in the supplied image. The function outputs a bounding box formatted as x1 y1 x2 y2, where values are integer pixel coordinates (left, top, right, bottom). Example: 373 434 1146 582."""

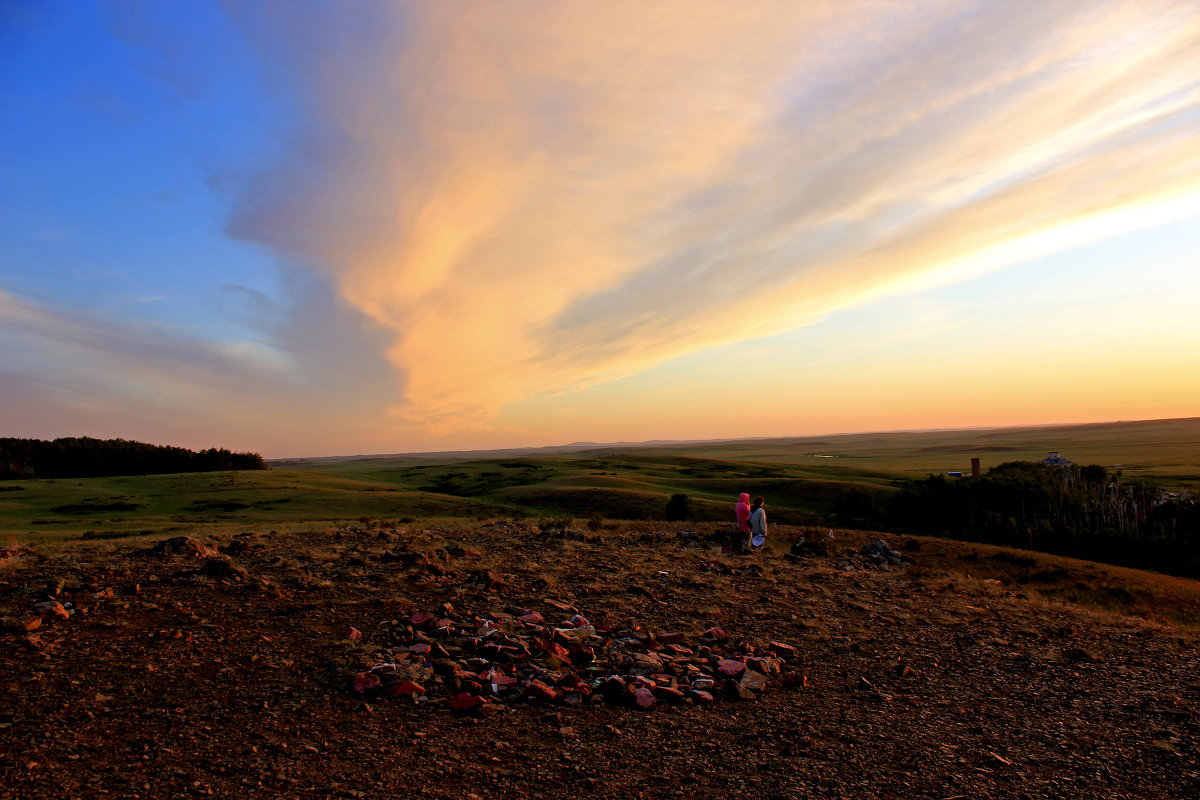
2 417 1197 547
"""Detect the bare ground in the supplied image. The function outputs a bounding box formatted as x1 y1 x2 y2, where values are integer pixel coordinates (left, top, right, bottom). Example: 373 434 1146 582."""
2 521 1198 799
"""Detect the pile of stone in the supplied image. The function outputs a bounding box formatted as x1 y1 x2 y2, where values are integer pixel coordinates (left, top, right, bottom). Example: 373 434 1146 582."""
838 539 915 571
786 529 835 560
349 606 803 712
138 536 221 558
1 579 116 634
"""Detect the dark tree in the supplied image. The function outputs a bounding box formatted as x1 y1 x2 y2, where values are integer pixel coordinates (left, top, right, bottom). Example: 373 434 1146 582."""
665 493 693 521
0 437 267 480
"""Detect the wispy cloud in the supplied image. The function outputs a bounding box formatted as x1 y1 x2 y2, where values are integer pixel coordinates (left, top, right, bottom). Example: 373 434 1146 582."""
0 285 395 454
222 0 1200 432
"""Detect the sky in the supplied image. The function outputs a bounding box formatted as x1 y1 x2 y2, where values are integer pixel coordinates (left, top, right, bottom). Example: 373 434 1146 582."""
2 0 1199 458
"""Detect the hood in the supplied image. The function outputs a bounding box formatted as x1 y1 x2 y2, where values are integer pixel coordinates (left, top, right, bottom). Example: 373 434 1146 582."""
738 493 750 503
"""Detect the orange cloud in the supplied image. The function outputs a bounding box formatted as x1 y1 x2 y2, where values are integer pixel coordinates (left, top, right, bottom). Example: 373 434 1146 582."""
227 0 1200 436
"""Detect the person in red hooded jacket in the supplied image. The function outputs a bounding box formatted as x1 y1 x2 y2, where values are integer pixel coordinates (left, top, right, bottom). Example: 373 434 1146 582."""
734 492 751 551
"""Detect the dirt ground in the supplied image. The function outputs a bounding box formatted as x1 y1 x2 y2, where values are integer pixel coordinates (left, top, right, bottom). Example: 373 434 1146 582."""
2 521 1198 799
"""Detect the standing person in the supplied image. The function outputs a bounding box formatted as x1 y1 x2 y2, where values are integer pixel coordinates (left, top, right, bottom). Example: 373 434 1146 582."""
734 492 751 551
750 496 768 549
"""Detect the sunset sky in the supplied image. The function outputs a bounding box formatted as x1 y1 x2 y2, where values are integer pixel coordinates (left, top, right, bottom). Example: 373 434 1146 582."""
2 1 1199 458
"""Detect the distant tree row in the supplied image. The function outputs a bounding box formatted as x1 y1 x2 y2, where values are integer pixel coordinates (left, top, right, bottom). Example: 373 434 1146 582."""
0 437 266 480
880 461 1200 577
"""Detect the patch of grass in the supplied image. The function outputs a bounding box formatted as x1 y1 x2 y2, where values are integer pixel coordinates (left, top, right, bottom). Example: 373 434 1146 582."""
50 500 143 514
900 533 1200 628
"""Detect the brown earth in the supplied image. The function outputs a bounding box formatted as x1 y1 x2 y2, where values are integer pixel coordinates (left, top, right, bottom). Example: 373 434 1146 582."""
2 521 1198 799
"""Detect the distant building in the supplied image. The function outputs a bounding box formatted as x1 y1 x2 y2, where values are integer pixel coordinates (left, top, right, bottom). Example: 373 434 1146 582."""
1040 451 1074 466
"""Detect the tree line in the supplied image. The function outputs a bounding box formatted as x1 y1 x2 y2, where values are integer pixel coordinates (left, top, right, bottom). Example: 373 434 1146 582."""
0 437 266 479
661 460 1198 576
879 461 1200 577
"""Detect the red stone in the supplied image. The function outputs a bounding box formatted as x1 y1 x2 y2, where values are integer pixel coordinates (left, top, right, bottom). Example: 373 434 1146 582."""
718 659 747 678
388 680 426 697
447 692 485 712
667 644 693 655
34 601 69 621
657 632 687 645
517 612 544 624
408 612 436 627
353 672 380 694
528 680 559 701
344 626 362 641
651 686 687 703
634 687 655 709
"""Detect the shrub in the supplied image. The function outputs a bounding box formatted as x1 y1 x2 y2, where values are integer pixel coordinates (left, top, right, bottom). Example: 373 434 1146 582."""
665 494 693 522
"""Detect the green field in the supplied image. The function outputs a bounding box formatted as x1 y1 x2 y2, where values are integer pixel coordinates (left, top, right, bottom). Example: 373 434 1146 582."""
2 417 1198 545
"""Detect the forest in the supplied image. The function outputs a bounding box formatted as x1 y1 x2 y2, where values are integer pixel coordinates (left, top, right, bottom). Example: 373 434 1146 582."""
0 437 266 480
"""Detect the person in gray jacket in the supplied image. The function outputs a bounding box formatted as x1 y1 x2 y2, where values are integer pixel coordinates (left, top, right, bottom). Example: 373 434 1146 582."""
750 496 768 549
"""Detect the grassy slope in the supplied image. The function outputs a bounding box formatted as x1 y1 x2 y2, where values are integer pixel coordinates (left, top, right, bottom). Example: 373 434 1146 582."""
635 416 1200 488
2 417 1197 546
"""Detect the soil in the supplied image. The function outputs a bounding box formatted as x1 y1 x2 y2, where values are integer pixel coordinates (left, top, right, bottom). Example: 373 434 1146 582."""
2 522 1198 799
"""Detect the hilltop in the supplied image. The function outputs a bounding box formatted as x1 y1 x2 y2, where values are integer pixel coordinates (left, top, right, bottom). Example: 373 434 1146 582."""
2 521 1198 799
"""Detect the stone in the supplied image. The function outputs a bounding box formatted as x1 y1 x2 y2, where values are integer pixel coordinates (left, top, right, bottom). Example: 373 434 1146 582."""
600 677 629 701
740 671 768 692
724 681 757 701
447 692 485 712
633 687 655 709
344 626 362 641
651 686 687 703
197 559 248 581
33 602 69 621
390 680 426 696
353 672 380 694
717 659 747 678
689 690 714 704
527 680 559 702
147 536 219 558
408 612 436 628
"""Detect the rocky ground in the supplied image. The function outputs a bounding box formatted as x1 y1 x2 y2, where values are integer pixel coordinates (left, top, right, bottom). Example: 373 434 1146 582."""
2 521 1198 799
